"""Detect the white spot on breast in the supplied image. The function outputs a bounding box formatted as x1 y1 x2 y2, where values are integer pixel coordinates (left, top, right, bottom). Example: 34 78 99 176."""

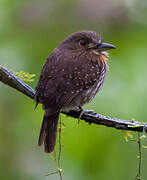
69 74 72 78
98 39 102 44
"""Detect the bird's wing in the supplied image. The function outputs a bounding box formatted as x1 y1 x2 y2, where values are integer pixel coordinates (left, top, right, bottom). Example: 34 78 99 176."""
35 51 102 111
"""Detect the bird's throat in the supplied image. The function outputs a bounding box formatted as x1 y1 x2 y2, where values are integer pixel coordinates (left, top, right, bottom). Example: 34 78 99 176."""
91 50 109 63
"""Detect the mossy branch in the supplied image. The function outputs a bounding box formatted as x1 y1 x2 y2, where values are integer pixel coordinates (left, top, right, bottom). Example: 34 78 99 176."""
0 65 147 133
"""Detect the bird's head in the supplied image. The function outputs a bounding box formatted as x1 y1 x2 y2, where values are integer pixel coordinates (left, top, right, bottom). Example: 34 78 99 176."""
59 30 115 60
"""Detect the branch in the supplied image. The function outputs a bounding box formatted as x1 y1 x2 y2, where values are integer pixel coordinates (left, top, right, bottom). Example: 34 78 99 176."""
0 65 147 133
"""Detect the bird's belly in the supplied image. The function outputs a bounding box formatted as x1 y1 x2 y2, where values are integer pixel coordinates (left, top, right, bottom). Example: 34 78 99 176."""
81 80 103 105
61 80 103 112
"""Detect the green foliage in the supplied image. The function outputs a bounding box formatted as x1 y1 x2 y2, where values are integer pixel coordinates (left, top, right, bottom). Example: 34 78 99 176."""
14 71 35 82
123 130 134 142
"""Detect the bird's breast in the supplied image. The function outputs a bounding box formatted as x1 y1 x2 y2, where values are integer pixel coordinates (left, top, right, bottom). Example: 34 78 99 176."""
81 62 108 105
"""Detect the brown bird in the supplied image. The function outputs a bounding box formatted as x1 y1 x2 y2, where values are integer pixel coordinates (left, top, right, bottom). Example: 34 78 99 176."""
35 30 115 153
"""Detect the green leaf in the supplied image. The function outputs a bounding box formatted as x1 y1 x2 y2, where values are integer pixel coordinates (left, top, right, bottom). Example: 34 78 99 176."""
14 71 36 82
123 130 133 142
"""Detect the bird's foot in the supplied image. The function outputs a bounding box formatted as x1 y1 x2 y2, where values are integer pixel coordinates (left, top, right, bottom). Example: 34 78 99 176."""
78 109 94 124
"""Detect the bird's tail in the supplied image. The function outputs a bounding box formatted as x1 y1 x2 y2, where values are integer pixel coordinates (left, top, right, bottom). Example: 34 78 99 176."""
38 111 59 153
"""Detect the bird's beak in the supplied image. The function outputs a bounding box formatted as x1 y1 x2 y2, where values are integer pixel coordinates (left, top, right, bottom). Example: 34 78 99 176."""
96 42 116 51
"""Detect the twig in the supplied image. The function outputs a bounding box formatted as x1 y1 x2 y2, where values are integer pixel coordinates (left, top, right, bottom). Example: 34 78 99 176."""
135 133 142 180
58 116 62 165
45 116 63 179
1 65 147 133
45 170 61 176
58 116 63 180
126 132 143 180
0 65 35 99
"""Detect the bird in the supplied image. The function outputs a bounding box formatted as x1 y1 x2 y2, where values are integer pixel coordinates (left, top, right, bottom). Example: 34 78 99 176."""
35 30 115 153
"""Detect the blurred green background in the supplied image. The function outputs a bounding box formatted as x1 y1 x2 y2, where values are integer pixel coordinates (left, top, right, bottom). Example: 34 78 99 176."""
0 0 147 179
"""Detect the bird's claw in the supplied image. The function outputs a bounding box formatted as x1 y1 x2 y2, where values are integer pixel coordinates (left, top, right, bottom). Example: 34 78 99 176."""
78 109 94 124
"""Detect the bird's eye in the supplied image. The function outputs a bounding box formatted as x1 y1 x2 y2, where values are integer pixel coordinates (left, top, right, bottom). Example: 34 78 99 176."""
79 39 88 46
